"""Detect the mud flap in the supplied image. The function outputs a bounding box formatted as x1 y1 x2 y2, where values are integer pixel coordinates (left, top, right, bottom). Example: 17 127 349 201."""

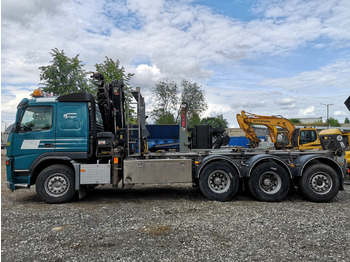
78 186 87 199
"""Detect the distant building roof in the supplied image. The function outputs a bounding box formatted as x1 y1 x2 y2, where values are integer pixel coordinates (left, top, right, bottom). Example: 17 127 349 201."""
298 117 323 124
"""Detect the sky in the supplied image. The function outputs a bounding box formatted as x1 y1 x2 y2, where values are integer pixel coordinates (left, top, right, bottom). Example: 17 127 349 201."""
1 0 350 131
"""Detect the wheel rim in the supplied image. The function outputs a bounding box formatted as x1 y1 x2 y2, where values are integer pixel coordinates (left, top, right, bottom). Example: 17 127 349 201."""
258 171 282 194
309 172 332 195
44 174 70 197
208 170 231 193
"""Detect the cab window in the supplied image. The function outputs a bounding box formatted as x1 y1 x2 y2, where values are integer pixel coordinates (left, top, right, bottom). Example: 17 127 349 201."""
19 106 53 132
300 130 317 145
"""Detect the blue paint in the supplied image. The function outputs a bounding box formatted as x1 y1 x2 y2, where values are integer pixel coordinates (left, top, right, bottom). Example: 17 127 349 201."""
7 97 90 188
228 136 266 148
146 125 180 150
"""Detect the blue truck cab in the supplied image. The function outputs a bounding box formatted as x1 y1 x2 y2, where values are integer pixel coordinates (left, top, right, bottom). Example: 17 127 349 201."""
6 91 101 192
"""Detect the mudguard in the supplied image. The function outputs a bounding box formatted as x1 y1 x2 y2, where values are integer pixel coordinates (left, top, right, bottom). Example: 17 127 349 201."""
294 154 344 176
244 154 292 178
196 154 242 178
294 154 344 190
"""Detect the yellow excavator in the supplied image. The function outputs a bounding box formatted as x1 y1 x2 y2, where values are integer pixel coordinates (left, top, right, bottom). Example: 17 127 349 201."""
236 111 322 150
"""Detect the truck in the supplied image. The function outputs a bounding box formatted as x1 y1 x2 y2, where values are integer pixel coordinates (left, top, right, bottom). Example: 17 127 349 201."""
236 110 321 150
6 73 345 203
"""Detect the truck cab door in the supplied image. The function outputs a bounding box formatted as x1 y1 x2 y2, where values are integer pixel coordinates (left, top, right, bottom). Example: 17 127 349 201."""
11 104 56 171
55 103 89 153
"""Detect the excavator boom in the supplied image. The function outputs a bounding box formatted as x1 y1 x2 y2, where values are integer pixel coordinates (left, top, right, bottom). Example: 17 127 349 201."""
237 110 321 150
236 111 295 148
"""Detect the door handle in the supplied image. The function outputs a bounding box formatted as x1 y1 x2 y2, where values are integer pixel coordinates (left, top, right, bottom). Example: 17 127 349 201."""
44 143 54 148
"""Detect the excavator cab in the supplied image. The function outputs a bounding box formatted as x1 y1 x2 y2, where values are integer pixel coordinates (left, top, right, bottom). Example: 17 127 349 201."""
275 131 292 149
292 128 320 149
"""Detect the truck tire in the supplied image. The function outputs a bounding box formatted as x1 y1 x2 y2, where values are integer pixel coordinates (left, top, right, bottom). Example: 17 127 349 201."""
298 163 340 202
248 162 290 202
199 162 239 201
36 164 76 204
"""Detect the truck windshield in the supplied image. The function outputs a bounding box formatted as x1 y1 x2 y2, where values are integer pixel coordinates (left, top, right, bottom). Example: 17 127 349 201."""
19 106 53 132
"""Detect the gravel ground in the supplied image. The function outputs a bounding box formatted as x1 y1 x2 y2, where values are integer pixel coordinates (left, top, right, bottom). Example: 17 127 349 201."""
2 148 350 262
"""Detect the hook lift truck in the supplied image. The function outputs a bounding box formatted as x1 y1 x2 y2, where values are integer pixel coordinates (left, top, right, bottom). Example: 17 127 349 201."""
6 73 345 203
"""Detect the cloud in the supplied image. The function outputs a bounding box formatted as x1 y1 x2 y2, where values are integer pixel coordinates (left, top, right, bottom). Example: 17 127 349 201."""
130 64 161 90
1 86 34 123
2 0 350 128
1 0 68 26
260 60 350 91
3 0 350 88
275 98 296 109
298 106 316 117
334 110 347 117
250 0 350 53
126 0 165 21
202 104 232 118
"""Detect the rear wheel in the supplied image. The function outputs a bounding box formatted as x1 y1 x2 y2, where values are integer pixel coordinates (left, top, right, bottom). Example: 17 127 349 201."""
248 162 290 202
36 164 76 204
199 162 239 201
298 163 340 202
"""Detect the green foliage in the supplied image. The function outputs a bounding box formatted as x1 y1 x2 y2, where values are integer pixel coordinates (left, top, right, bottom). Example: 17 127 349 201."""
307 120 328 126
39 50 137 122
327 117 341 127
151 79 179 124
155 113 176 125
188 112 201 128
345 117 350 124
200 115 228 129
94 57 133 85
151 79 208 126
289 118 301 124
39 48 91 95
180 79 207 121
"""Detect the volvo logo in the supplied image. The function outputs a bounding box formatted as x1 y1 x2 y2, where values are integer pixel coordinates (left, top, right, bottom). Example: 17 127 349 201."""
63 113 77 119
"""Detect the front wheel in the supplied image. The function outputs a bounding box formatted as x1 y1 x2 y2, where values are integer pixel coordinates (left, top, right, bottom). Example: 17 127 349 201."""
199 162 239 201
298 163 340 202
36 164 76 204
248 162 290 202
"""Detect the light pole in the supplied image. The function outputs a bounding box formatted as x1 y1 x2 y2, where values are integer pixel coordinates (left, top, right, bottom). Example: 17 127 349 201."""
320 103 333 127
1 121 7 132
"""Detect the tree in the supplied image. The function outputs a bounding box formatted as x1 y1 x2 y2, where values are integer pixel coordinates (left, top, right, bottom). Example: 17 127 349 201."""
151 79 179 124
327 117 341 127
155 113 176 124
150 78 207 126
39 48 91 95
94 57 133 86
188 112 201 128
345 117 350 124
289 118 301 124
179 79 207 127
201 115 228 129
